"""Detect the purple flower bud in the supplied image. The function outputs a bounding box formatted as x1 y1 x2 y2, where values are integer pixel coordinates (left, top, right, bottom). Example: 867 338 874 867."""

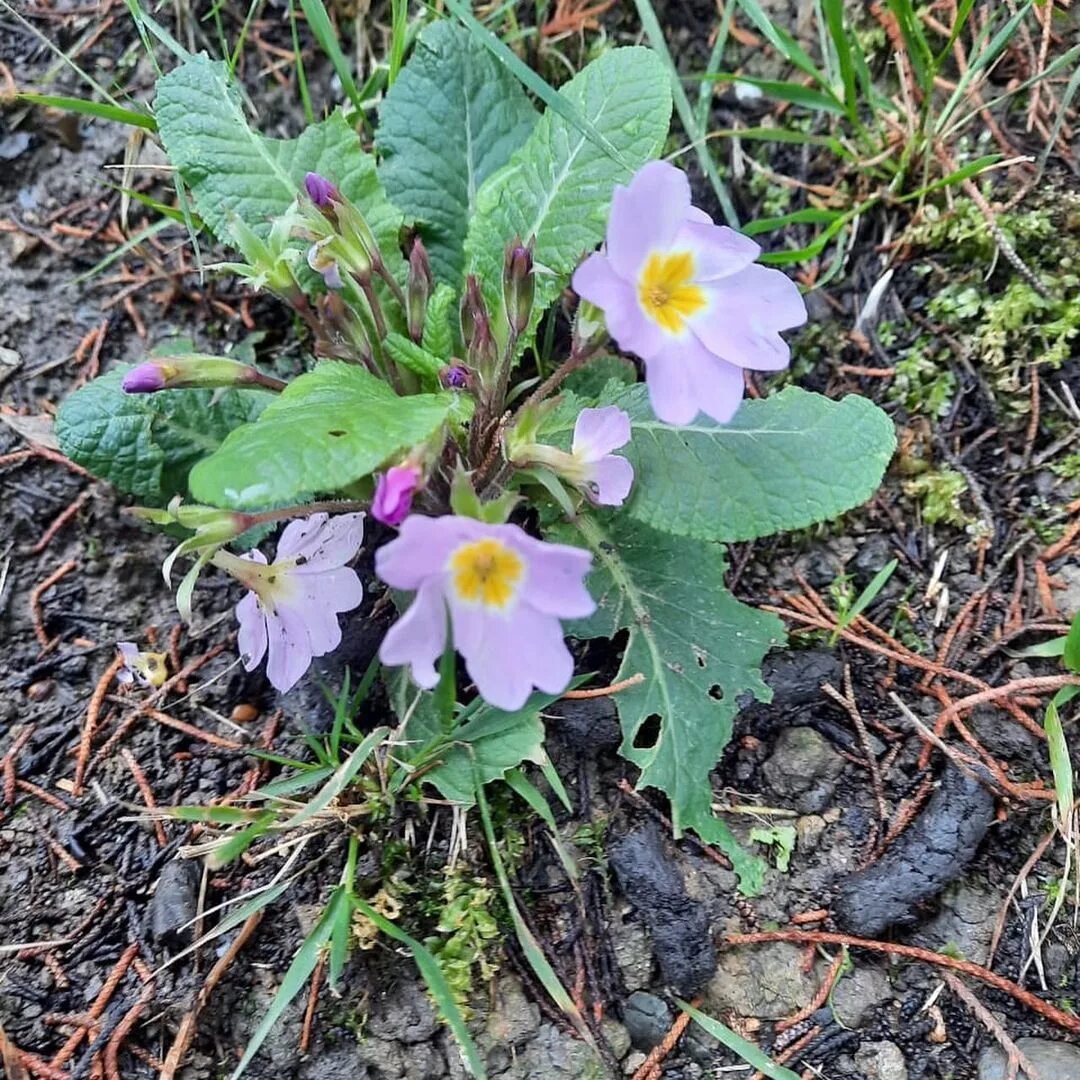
407 239 433 344
122 362 168 394
371 465 421 527
304 172 338 208
440 364 470 390
503 238 535 337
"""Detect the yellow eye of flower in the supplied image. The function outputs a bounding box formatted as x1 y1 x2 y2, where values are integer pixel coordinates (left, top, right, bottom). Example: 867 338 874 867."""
449 538 525 610
638 251 706 334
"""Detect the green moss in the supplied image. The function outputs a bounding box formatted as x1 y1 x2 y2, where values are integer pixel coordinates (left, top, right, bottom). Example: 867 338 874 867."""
903 467 970 526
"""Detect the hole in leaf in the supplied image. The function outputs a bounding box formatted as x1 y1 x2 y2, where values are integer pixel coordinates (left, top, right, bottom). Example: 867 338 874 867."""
709 685 724 701
633 714 662 749
328 429 347 437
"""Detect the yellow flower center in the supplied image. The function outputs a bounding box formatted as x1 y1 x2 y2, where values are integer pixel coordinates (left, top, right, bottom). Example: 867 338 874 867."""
638 251 706 334
448 537 524 610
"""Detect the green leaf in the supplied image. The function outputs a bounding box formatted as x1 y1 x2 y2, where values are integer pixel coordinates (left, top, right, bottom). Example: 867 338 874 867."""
55 366 268 503
376 21 537 284
546 385 895 542
677 1000 800 1080
549 513 782 893
188 362 453 509
562 354 638 398
384 332 444 386
422 282 457 359
463 47 671 343
1064 611 1080 674
154 54 402 274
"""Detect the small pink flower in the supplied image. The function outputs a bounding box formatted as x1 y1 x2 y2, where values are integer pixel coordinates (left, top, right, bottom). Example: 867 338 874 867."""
307 237 344 290
219 513 365 693
571 406 634 507
572 161 806 426
376 515 594 711
372 465 421 527
116 642 168 687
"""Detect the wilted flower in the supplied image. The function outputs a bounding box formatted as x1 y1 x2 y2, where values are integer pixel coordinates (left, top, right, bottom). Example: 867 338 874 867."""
377 515 594 711
307 237 345 290
570 407 634 506
372 464 421 527
213 513 365 693
116 642 168 688
572 160 806 425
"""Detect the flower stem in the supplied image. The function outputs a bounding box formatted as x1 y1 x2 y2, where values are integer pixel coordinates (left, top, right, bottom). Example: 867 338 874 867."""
239 499 368 530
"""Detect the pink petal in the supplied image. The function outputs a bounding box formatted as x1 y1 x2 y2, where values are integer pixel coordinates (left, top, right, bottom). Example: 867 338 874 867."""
673 221 760 281
371 466 420 527
586 454 635 506
236 592 268 671
379 580 448 690
264 604 314 692
514 533 595 619
606 161 691 280
283 566 364 656
695 355 746 424
375 514 477 590
642 345 701 425
278 512 365 570
691 264 806 371
452 603 574 711
572 253 666 359
572 405 631 461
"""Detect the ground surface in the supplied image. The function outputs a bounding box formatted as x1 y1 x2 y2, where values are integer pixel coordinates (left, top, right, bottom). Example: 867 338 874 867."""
2 2 1080 1079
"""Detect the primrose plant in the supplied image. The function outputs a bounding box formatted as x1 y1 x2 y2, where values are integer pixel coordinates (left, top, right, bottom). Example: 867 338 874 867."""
58 25 895 892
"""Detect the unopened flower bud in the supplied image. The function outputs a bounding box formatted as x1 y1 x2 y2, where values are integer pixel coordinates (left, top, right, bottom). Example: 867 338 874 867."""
407 239 432 343
371 464 422 527
121 356 285 394
502 238 535 337
304 172 339 211
460 274 487 350
440 363 471 390
468 315 497 379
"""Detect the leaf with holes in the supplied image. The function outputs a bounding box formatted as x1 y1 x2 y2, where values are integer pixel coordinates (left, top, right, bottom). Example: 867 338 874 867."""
154 54 402 278
547 512 783 893
463 46 670 345
376 20 537 285
55 366 268 504
542 385 896 542
188 362 453 510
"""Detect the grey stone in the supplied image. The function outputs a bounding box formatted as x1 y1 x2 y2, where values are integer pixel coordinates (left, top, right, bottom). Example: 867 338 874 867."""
705 942 819 1020
977 1037 1080 1080
369 981 439 1045
484 974 541 1048
762 727 845 813
914 879 999 965
610 908 654 990
356 1037 406 1078
601 1019 632 1061
149 859 201 942
623 991 672 1051
854 1040 908 1080
831 965 893 1028
498 1023 606 1079
1056 563 1080 618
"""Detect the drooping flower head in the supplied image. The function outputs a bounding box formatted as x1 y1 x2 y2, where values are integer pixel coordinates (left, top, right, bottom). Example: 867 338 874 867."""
116 642 168 688
213 513 365 693
572 161 807 426
371 464 422 527
571 406 634 506
376 515 594 711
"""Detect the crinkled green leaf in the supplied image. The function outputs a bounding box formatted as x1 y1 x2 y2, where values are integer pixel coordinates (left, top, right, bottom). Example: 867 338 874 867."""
154 53 402 277
548 513 782 893
188 362 452 509
545 385 896 542
376 20 537 284
55 366 268 503
464 47 671 343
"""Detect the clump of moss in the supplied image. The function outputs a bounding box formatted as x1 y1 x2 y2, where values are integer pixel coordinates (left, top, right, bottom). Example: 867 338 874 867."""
903 467 971 526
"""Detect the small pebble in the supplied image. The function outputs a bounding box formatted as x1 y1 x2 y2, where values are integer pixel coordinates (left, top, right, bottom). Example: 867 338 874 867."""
26 679 55 702
230 703 259 723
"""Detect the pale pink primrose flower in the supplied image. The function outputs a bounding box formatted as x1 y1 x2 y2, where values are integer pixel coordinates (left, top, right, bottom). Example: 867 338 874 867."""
116 642 168 687
572 160 807 426
307 237 344 290
571 406 634 507
376 515 594 712
215 512 365 693
372 464 421 527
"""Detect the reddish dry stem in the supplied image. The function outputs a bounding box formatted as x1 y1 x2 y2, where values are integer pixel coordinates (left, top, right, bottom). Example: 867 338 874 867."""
32 489 92 555
121 749 167 846
778 949 846 1034
299 954 326 1054
74 657 124 795
562 672 645 700
630 996 699 1080
29 560 77 649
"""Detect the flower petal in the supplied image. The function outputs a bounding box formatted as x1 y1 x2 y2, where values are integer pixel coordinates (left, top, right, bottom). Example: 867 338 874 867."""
375 514 477 590
278 512 365 570
236 592 268 671
379 579 447 690
572 253 666 358
642 342 704 425
283 566 364 656
695 354 746 424
513 533 595 619
674 220 760 281
452 603 574 711
572 405 632 461
606 161 691 280
586 454 635 507
691 264 806 371
264 604 314 692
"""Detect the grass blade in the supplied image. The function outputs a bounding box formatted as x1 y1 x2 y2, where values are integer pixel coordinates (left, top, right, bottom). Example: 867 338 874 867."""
677 1000 800 1079
632 0 739 226
735 0 830 88
832 557 897 643
701 73 846 116
1064 612 1080 674
16 93 157 131
299 0 363 111
388 0 409 86
288 0 315 125
820 0 855 119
